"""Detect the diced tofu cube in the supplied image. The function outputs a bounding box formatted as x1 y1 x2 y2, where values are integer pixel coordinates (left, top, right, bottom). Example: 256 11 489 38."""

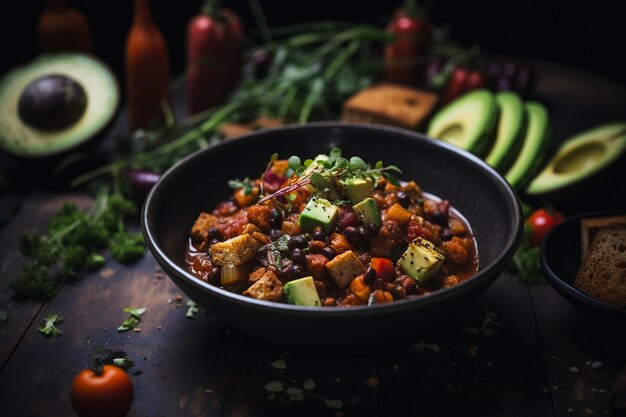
210 234 262 266
324 250 365 288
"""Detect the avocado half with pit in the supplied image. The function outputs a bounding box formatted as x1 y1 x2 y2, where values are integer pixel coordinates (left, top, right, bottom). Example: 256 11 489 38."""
426 89 499 157
0 54 119 158
526 122 626 204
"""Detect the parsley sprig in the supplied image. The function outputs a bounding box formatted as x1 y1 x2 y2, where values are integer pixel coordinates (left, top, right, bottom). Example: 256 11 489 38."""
38 314 63 337
117 307 146 332
11 190 145 301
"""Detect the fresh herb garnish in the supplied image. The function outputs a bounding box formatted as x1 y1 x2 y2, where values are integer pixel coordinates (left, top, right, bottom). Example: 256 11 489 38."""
465 308 507 337
38 314 63 337
0 310 7 324
117 307 146 332
228 178 255 195
259 147 402 203
185 300 199 318
112 356 135 370
11 190 144 301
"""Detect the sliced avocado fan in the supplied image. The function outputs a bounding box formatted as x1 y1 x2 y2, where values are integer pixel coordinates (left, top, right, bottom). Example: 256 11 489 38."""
504 101 550 190
526 122 626 195
0 54 119 158
427 89 499 157
484 91 526 173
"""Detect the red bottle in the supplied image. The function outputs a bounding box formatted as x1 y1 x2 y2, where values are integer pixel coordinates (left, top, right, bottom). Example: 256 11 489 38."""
186 0 244 115
37 0 94 53
125 0 171 131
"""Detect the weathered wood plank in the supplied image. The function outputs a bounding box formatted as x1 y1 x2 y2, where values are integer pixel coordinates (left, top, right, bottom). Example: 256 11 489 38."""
531 285 626 417
377 272 554 417
0 193 91 368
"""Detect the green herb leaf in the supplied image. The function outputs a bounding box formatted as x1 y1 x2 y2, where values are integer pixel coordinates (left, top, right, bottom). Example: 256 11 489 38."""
324 399 343 409
38 314 63 337
186 300 199 318
118 307 146 332
270 360 287 370
302 379 316 390
349 156 367 171
112 356 134 370
383 173 401 187
264 381 286 392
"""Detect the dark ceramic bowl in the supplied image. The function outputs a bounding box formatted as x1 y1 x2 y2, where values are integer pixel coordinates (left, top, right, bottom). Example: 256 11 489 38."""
541 211 626 322
142 122 523 348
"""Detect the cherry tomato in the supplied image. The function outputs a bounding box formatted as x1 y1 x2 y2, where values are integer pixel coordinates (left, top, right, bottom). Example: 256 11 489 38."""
526 208 564 247
71 365 133 417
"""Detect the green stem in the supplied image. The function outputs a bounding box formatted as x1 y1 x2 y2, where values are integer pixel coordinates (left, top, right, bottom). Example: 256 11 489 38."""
248 0 273 44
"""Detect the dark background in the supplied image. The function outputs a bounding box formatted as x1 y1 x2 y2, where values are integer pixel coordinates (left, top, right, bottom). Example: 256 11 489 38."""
1 0 625 94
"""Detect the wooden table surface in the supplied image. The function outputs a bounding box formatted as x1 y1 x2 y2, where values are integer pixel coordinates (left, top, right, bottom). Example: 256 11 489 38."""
0 61 625 417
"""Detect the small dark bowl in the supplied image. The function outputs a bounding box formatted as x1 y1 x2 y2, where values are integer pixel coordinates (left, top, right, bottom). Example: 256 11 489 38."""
142 122 523 348
541 211 626 322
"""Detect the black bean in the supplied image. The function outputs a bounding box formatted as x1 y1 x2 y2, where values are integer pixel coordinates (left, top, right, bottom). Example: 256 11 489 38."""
289 263 304 277
208 227 221 240
209 238 220 246
288 235 308 249
269 229 283 241
440 228 455 241
357 226 368 240
344 226 359 244
367 223 381 236
257 245 269 258
269 208 283 228
312 229 328 242
322 246 336 260
396 191 411 208
365 266 377 284
291 248 306 265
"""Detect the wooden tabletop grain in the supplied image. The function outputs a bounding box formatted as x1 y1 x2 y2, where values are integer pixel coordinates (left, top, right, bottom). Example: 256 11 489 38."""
0 61 625 417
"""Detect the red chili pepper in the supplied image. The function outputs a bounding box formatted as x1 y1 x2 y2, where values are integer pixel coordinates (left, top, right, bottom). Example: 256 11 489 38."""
383 0 431 85
440 66 486 105
370 258 396 282
186 0 244 115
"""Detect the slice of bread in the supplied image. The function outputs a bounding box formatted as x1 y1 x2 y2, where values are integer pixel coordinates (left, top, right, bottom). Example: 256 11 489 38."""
581 215 626 257
574 224 626 308
341 83 438 130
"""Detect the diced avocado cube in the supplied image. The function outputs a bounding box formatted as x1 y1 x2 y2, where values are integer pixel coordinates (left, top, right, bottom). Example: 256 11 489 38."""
284 276 321 306
337 176 374 204
398 237 446 283
353 197 381 228
298 197 338 233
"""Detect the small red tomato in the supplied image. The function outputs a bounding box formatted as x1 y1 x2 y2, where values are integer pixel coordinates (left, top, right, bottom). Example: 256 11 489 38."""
71 365 134 417
526 208 565 247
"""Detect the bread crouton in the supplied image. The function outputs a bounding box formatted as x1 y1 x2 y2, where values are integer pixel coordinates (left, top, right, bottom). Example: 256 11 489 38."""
341 83 438 130
248 267 267 282
243 270 283 301
325 250 365 288
210 234 262 266
191 212 220 242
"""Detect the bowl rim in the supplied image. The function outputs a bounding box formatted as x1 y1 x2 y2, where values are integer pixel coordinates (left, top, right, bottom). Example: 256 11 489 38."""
142 121 524 316
541 209 626 318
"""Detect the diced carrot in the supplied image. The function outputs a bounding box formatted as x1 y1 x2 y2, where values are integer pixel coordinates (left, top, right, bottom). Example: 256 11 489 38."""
330 233 353 254
234 186 259 208
385 203 412 225
384 182 399 193
271 159 289 176
350 275 372 301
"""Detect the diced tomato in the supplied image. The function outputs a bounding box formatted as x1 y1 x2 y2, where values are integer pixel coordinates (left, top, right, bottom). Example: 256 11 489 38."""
370 258 395 282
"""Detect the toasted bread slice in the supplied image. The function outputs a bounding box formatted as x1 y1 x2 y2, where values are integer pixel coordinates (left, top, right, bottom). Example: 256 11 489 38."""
574 224 626 308
581 215 626 257
341 83 438 130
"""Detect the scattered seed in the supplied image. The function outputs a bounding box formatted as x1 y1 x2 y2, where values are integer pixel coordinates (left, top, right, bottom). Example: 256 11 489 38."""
591 361 602 369
368 377 379 388
569 366 579 373
270 360 287 370
303 379 316 390
264 381 285 392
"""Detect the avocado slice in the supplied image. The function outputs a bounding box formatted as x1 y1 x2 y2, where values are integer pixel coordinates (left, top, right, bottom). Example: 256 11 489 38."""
284 276 322 306
484 91 527 173
353 197 381 227
298 197 339 233
337 176 374 204
504 101 550 190
427 89 499 157
398 237 446 283
526 122 626 197
0 54 120 158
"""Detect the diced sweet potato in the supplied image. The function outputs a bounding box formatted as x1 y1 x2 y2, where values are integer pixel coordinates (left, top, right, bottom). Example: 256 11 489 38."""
247 204 272 232
306 254 329 279
330 233 353 254
441 237 469 266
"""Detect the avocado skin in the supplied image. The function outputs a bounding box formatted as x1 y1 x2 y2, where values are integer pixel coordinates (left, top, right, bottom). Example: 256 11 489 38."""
18 75 87 131
485 91 527 173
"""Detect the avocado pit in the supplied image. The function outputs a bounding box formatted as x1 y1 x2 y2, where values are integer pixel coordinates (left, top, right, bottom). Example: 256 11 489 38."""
18 75 87 131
